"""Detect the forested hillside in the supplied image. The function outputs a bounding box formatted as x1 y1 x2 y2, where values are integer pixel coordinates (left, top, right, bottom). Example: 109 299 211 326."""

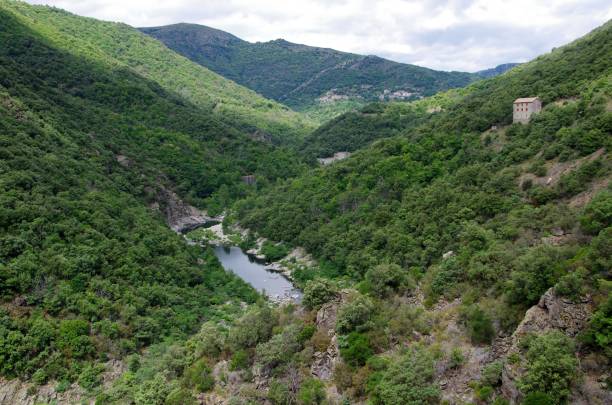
0 0 307 396
140 23 479 120
229 19 612 403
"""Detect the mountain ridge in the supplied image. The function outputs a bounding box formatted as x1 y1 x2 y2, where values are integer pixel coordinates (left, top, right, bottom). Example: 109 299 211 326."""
140 23 488 120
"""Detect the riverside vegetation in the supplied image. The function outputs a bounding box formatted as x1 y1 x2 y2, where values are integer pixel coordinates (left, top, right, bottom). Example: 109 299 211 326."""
0 1 611 404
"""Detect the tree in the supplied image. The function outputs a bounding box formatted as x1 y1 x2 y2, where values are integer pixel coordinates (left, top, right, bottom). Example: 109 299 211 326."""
364 263 411 297
339 332 373 367
518 332 578 403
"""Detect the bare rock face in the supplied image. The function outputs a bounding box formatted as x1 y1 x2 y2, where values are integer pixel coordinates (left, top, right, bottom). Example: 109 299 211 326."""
154 186 217 233
501 288 594 404
311 334 339 381
311 295 348 381
0 360 124 405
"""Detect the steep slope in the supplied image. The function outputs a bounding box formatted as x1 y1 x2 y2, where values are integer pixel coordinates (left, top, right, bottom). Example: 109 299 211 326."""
21 7 315 143
231 20 611 403
140 23 478 119
0 0 310 394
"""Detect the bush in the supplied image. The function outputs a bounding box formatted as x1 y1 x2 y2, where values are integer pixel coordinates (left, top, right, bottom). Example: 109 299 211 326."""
302 279 338 310
269 379 293 405
364 263 412 297
229 349 250 371
297 378 326 404
336 295 375 334
255 324 302 371
582 293 612 358
78 363 104 390
182 359 215 392
461 305 495 345
370 346 439 405
580 191 612 235
339 332 373 367
228 305 276 350
522 392 554 405
57 319 93 359
518 331 578 403
449 348 465 369
481 361 503 386
261 241 291 261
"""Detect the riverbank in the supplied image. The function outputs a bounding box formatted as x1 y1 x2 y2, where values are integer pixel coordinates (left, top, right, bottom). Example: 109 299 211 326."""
183 220 315 304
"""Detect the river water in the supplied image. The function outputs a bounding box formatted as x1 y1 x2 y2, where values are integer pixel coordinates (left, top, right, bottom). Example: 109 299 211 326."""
213 245 302 302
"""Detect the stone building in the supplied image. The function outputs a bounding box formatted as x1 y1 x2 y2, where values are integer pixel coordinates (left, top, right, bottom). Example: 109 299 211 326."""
513 97 542 123
241 175 256 185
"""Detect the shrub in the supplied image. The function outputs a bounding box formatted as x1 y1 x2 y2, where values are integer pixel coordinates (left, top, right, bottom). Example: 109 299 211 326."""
228 305 276 350
370 346 440 405
255 324 302 371
582 293 612 358
57 319 93 359
297 378 326 404
339 332 373 367
461 305 495 345
364 263 411 297
580 191 612 235
78 363 105 390
134 373 171 405
302 279 338 310
518 331 578 403
449 348 465 369
336 295 375 334
182 359 215 392
229 349 249 371
268 379 293 405
481 361 503 386
261 241 290 261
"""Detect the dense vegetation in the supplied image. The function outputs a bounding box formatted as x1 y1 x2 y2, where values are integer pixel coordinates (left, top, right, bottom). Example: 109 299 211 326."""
0 0 309 391
230 19 612 403
140 23 480 119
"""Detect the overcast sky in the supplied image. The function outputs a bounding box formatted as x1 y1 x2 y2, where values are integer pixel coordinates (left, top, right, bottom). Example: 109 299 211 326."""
26 0 612 72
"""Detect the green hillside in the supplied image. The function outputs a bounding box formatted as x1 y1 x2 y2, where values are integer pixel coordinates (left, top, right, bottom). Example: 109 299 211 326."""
231 20 612 402
140 23 479 119
0 0 310 390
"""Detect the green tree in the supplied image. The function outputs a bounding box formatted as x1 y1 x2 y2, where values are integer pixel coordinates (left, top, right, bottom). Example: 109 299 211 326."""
518 332 578 403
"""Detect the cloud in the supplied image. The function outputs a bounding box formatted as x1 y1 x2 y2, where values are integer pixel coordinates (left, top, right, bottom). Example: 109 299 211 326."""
25 0 611 71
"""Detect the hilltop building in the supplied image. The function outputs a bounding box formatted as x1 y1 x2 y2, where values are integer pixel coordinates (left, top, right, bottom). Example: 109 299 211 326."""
513 97 542 123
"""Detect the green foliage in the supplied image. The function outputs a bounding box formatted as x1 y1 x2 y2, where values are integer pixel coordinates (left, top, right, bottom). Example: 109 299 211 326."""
522 392 554 405
580 191 612 235
228 305 276 351
297 378 326 405
182 359 215 392
142 24 476 120
78 363 105 390
255 324 303 371
339 332 373 367
460 305 495 345
134 373 171 405
229 350 250 371
336 295 375 334
481 361 503 387
260 241 291 262
583 293 612 358
518 332 578 404
302 279 338 310
370 346 440 405
449 348 465 369
268 379 293 405
363 263 412 298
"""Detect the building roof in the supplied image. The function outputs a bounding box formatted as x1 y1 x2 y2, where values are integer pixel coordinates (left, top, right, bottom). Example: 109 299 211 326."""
514 97 540 103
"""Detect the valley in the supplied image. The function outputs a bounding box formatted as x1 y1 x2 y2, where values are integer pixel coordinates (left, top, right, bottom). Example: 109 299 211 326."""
0 1 610 405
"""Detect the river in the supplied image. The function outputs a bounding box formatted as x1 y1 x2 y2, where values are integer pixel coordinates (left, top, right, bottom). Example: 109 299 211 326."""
213 245 302 303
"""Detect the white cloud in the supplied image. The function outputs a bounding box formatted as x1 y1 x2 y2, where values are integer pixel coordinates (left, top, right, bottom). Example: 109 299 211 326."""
25 0 611 71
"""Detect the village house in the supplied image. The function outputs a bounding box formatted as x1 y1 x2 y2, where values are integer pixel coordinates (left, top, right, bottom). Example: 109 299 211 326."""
513 97 542 123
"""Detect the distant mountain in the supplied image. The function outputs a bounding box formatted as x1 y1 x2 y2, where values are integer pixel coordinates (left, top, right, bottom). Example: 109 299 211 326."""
476 63 520 78
141 23 483 119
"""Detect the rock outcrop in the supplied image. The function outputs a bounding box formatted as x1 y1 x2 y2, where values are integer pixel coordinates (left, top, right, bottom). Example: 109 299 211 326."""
152 186 219 233
501 288 594 404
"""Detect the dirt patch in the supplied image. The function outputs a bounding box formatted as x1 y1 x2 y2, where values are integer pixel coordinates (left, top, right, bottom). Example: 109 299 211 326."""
518 148 605 189
568 177 610 208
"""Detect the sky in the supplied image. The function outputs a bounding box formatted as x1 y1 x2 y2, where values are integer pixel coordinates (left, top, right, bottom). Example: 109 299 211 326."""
26 0 612 72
